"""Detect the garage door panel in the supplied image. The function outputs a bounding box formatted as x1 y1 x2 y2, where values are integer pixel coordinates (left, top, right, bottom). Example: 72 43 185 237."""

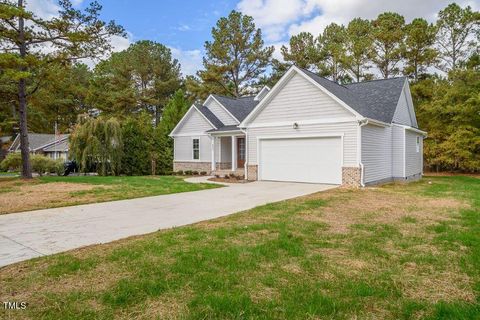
259 137 342 184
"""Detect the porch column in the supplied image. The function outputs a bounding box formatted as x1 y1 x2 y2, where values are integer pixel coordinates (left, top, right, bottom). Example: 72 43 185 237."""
211 137 216 172
231 136 237 171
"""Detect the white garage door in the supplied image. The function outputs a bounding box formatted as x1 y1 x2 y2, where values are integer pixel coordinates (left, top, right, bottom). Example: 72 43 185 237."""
259 136 342 184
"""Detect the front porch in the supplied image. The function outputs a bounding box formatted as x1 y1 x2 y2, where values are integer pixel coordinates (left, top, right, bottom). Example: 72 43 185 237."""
209 130 246 178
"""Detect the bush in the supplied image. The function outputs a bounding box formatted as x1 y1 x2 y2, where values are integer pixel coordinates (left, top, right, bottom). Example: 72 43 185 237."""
0 152 22 171
185 170 193 175
192 170 199 175
176 170 183 176
48 159 65 176
224 174 230 179
200 171 207 176
30 155 52 176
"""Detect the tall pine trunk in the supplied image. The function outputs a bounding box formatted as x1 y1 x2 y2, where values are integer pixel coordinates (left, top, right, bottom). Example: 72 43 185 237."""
18 0 32 179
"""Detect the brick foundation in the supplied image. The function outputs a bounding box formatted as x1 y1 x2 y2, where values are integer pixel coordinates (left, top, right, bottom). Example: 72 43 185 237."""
247 165 258 181
342 166 362 187
173 161 211 173
216 162 232 170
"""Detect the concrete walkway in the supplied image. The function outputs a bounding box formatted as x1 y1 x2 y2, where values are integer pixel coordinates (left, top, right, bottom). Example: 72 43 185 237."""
0 178 335 267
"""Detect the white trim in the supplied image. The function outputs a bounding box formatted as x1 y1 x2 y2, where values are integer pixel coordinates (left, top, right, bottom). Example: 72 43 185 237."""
244 129 248 179
170 133 209 137
245 117 356 129
208 130 243 136
204 95 240 124
393 123 427 136
211 137 215 171
8 135 20 152
364 118 390 127
256 133 344 182
254 86 271 101
174 160 208 163
239 65 363 127
169 104 217 137
192 137 200 161
231 136 236 171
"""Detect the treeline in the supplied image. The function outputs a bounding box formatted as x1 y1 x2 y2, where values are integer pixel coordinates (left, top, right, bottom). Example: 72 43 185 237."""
0 2 478 175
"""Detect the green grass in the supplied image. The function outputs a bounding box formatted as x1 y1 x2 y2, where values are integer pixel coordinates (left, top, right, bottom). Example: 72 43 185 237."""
0 176 478 319
39 175 220 200
0 175 220 214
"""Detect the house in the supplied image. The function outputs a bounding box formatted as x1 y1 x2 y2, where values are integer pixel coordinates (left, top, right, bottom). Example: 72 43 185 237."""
170 66 426 187
8 133 70 160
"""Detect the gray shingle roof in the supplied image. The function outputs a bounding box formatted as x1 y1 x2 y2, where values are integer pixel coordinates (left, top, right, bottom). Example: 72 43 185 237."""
42 138 69 152
10 133 69 152
195 104 224 129
211 95 259 122
299 68 406 123
206 125 242 133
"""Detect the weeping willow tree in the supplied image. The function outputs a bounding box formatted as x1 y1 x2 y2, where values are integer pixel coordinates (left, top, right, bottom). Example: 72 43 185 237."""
70 115 123 175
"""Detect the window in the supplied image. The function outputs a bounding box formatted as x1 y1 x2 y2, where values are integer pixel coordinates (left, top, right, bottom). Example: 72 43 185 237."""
416 136 420 153
193 138 200 160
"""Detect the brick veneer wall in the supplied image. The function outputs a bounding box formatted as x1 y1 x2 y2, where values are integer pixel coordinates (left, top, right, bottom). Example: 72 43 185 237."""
247 165 258 181
173 161 211 173
342 167 362 187
216 162 232 170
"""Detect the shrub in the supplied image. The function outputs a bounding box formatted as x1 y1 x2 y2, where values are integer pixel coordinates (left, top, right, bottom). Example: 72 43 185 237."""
48 159 65 176
164 170 174 176
229 173 236 178
30 155 52 176
224 174 230 179
214 174 220 178
200 171 207 176
176 170 184 176
0 152 22 171
185 170 193 175
192 170 199 175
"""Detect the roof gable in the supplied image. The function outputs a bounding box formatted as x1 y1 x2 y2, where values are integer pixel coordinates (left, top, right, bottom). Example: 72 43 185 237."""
169 105 220 136
204 95 239 125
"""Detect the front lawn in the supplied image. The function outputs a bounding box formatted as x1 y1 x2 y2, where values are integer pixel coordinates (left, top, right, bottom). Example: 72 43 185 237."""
0 176 479 319
0 175 219 214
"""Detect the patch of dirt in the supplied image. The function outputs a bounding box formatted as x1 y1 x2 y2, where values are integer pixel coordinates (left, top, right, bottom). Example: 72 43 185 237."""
0 182 110 214
397 266 476 303
297 189 466 234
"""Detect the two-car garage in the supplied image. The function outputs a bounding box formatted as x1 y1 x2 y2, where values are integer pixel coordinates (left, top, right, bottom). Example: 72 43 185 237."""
258 136 343 184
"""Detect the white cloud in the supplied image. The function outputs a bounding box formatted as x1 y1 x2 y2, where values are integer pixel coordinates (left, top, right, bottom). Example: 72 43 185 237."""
169 47 203 76
237 0 478 42
26 0 59 19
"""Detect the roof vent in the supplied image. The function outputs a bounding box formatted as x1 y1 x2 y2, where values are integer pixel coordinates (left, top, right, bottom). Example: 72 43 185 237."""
254 86 270 101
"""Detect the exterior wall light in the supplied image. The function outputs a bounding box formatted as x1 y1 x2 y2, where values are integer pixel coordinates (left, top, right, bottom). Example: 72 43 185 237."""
293 122 299 129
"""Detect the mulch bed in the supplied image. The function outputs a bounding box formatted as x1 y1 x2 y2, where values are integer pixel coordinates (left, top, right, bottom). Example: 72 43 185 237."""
208 177 252 184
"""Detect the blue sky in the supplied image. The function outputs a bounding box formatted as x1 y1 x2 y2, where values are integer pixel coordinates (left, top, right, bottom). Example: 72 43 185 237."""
30 0 477 75
91 0 238 51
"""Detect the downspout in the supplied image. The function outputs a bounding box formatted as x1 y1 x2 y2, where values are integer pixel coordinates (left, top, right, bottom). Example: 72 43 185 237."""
358 119 369 187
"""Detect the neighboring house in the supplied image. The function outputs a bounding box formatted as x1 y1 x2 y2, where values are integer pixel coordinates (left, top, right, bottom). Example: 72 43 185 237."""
170 66 426 187
8 133 70 160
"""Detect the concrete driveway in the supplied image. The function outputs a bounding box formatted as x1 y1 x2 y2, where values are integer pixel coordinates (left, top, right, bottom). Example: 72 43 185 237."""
0 178 335 267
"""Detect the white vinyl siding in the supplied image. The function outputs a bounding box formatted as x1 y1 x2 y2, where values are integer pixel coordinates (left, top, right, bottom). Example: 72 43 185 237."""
174 136 211 162
174 108 213 134
249 72 354 124
205 98 238 125
392 125 405 177
405 130 423 176
220 137 232 162
393 84 414 126
361 124 392 183
247 122 358 166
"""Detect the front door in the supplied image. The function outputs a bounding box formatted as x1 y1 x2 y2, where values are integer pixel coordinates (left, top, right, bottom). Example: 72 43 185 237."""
237 137 245 168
